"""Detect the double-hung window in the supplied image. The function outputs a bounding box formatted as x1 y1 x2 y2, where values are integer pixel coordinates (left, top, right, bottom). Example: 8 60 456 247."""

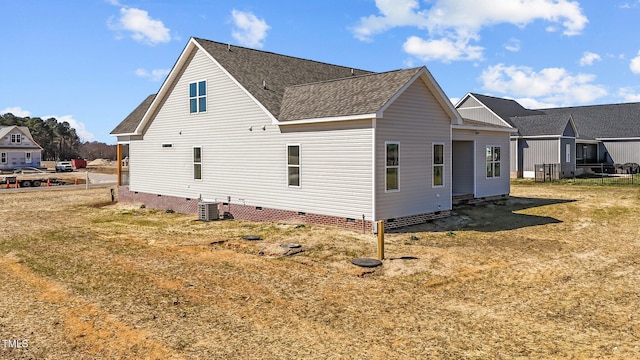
433 143 444 187
193 147 202 180
486 146 501 178
386 142 399 191
189 80 207 113
11 134 21 144
287 145 300 187
25 152 32 164
1 152 6 164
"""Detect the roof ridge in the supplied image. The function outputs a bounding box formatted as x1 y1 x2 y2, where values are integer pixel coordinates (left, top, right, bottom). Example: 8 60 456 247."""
193 37 372 74
541 101 640 111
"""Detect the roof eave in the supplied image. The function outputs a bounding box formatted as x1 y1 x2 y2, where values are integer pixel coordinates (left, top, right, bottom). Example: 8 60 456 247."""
277 113 377 126
596 137 640 141
452 124 516 133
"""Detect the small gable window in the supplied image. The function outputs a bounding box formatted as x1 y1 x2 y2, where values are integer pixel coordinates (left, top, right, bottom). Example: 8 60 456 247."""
189 80 207 113
486 146 501 178
11 134 21 144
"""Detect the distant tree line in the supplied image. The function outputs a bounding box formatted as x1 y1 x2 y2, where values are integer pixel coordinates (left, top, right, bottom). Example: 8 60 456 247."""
1 113 118 161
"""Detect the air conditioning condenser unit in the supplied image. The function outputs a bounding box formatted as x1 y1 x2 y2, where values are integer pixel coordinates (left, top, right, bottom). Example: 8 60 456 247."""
198 202 219 221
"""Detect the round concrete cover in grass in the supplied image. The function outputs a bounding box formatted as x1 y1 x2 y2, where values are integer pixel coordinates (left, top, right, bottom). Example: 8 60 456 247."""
351 258 382 268
241 235 262 241
280 243 302 248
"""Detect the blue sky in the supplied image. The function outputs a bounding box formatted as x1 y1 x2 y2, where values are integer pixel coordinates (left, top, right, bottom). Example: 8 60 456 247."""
2 0 640 144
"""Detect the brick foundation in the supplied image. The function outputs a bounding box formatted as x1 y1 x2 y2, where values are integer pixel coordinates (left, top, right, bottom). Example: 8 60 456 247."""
117 187 455 232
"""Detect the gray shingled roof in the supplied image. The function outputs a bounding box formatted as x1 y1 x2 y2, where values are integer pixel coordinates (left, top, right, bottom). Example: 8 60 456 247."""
193 37 373 119
508 114 572 137
459 118 513 130
279 68 421 121
542 103 640 139
470 93 542 124
470 93 640 139
110 94 155 135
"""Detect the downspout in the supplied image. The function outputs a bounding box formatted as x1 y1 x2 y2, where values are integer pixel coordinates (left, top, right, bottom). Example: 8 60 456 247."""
371 118 377 233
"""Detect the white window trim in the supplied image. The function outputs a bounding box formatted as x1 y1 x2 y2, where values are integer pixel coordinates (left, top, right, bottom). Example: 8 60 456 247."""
385 141 400 193
193 146 202 181
11 134 21 144
432 142 445 188
486 145 501 179
287 144 300 188
189 79 207 114
25 152 32 164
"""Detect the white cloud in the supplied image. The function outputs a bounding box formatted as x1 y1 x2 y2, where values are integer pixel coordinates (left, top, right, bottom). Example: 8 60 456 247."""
579 51 601 66
135 68 170 82
231 10 270 48
109 7 171 45
480 63 607 105
352 0 427 42
619 87 640 102
403 35 483 62
353 0 588 62
515 97 558 109
504 38 521 52
1 106 31 117
630 51 640 74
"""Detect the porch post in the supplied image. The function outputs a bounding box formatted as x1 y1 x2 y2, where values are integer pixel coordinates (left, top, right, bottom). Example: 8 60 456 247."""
116 143 122 186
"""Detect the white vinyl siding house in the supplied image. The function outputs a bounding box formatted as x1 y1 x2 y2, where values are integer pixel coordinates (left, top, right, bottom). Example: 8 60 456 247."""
375 79 453 220
451 128 511 200
114 37 507 231
127 48 374 220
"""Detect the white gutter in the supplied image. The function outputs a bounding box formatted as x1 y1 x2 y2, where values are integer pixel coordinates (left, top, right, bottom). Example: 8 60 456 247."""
277 113 377 126
453 125 516 133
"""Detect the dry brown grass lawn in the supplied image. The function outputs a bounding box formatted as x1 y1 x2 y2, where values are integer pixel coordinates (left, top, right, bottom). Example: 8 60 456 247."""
1 183 640 359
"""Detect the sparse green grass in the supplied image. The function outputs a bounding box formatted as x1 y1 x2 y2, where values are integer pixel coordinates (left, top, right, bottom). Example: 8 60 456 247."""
1 184 640 358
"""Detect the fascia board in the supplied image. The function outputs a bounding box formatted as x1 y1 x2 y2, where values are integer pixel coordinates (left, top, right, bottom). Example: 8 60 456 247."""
464 93 513 128
277 114 376 126
452 125 516 133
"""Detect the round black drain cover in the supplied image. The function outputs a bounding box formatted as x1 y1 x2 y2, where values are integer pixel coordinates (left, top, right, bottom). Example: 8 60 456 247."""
351 258 382 268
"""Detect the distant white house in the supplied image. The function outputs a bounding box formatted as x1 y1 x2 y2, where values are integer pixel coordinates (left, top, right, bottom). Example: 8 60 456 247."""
0 125 43 170
111 37 512 231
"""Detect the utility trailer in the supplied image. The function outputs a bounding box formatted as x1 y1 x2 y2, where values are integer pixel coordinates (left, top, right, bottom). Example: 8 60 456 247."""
0 174 62 188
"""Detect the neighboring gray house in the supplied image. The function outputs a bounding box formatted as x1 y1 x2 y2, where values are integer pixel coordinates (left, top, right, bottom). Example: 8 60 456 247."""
0 125 43 171
111 37 511 231
456 93 640 178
